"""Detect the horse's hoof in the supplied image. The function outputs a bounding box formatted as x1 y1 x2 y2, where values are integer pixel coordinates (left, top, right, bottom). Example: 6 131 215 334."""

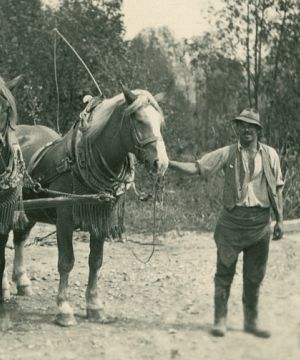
0 306 12 332
55 313 77 327
17 285 32 296
0 314 12 331
86 309 117 324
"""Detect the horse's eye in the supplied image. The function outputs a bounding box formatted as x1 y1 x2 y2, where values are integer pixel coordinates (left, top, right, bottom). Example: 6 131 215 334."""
135 117 143 124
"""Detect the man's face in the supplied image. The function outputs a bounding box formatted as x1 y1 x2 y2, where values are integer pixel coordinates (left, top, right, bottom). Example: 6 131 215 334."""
237 121 259 146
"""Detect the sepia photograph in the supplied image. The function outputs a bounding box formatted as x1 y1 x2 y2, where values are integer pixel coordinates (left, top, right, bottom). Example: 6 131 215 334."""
0 0 299 359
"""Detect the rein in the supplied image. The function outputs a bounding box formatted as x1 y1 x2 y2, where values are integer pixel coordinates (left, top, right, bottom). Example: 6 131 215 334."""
124 175 165 264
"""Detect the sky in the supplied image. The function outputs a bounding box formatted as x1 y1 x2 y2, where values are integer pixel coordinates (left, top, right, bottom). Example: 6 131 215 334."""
44 0 223 40
122 0 222 39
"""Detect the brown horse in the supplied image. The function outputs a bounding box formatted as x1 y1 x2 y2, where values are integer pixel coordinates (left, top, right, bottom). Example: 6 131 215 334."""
2 85 168 326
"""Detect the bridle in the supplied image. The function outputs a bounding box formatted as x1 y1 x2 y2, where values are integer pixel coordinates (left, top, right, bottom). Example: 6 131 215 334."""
128 110 163 162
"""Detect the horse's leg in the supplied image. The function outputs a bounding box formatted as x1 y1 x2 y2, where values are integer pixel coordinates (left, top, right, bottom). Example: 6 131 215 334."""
86 232 106 322
0 232 12 331
55 207 76 327
12 223 35 296
0 233 9 302
2 268 10 300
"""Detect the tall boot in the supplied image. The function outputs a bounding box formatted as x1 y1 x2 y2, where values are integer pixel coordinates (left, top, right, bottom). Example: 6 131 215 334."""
243 284 270 338
211 285 230 337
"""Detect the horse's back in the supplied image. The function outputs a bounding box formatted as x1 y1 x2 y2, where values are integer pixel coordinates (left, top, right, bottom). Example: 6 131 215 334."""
15 125 61 165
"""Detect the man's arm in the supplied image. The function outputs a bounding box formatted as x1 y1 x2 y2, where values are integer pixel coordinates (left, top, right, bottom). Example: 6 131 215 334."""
169 147 229 177
273 186 284 240
270 147 284 240
168 160 200 175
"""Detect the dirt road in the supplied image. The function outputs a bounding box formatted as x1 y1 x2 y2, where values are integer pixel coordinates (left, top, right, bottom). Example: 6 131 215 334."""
0 224 299 360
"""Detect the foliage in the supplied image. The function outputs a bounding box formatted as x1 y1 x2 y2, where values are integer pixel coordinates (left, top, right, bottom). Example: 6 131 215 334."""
182 33 246 151
0 0 127 132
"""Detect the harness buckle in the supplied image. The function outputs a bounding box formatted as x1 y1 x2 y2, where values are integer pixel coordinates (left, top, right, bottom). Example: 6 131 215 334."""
33 182 42 193
56 157 72 174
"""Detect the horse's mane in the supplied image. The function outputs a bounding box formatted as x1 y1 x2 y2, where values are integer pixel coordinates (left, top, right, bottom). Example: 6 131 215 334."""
89 89 163 132
0 75 18 129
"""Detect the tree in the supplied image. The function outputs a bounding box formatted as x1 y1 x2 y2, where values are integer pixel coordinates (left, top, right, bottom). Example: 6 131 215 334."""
178 33 246 150
0 0 128 132
213 0 300 147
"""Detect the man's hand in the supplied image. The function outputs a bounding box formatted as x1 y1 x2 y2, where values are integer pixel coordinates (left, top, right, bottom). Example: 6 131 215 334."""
272 221 284 240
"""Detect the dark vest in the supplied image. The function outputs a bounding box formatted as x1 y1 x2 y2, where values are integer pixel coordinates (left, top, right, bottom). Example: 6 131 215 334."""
223 143 280 217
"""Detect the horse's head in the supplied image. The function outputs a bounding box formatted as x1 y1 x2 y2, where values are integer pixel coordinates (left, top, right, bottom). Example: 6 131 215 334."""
0 75 22 135
121 85 169 176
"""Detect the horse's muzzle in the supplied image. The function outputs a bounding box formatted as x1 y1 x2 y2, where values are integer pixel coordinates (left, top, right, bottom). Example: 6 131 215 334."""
145 142 168 176
152 158 168 176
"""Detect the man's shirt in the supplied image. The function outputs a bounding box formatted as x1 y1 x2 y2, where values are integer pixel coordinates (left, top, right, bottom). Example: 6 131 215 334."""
196 142 284 208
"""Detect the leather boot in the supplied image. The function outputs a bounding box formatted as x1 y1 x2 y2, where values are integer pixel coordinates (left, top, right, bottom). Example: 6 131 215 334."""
243 285 271 338
211 285 230 337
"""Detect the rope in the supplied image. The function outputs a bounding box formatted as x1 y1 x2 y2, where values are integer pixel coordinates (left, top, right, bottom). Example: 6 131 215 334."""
52 28 103 97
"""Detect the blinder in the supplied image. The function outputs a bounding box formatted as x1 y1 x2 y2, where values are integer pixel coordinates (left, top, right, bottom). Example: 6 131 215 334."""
128 113 162 160
0 93 10 113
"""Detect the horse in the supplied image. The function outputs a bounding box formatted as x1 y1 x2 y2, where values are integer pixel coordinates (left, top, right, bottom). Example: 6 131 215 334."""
2 84 169 327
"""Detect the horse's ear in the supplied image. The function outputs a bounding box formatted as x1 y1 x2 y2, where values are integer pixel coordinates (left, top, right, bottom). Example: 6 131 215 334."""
119 81 137 105
6 74 24 92
154 92 166 103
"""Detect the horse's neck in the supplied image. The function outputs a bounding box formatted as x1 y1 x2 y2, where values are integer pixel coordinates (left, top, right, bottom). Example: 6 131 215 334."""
86 108 131 174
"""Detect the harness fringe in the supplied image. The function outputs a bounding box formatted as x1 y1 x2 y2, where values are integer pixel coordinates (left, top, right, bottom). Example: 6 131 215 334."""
71 176 125 239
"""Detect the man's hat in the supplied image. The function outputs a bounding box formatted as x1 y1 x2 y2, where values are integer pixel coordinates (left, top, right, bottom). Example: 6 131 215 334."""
233 108 263 128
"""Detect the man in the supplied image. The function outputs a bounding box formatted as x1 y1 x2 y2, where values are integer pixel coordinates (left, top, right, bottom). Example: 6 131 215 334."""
169 108 284 338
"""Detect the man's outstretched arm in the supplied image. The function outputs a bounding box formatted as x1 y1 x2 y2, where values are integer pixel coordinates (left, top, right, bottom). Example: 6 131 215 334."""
168 160 200 175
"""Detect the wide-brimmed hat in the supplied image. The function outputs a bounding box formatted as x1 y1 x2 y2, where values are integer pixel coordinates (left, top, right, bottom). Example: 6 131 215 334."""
233 108 263 129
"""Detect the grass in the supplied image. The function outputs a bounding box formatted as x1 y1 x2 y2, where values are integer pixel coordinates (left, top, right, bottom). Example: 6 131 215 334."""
124 160 300 235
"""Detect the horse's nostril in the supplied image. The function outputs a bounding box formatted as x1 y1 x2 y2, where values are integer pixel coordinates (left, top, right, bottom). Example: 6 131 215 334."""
153 160 159 171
